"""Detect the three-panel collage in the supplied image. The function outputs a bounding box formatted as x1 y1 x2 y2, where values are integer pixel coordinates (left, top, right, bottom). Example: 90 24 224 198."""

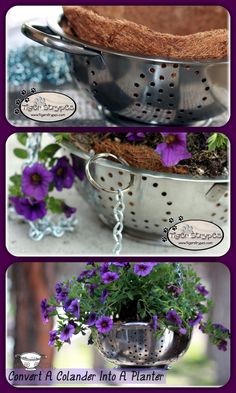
5 4 232 389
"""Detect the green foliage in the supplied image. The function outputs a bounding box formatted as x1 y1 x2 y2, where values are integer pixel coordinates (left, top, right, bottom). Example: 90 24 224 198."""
38 144 61 162
52 133 70 144
9 174 22 196
13 148 28 159
47 196 64 214
207 133 228 151
46 263 230 351
16 133 28 146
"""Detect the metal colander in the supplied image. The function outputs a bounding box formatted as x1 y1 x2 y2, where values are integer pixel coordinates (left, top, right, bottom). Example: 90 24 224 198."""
63 143 229 243
94 323 191 367
21 14 229 126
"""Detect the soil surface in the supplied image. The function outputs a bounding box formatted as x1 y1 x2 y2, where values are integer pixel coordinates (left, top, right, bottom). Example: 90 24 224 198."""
67 132 228 178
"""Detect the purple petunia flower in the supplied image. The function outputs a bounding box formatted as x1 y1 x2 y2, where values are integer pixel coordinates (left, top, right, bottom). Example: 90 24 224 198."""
112 262 130 268
51 156 75 191
71 154 85 181
217 339 228 351
199 323 206 333
86 312 97 327
152 315 159 331
40 298 56 324
61 202 77 218
67 299 80 319
48 330 58 347
155 132 192 167
179 327 187 335
166 310 182 326
188 312 203 327
55 282 69 302
213 323 230 335
100 263 110 274
133 262 158 277
86 283 98 296
60 323 75 342
100 289 109 304
95 316 113 333
10 196 47 221
196 285 209 296
77 269 96 281
22 163 53 201
126 132 145 142
167 284 184 298
102 271 119 284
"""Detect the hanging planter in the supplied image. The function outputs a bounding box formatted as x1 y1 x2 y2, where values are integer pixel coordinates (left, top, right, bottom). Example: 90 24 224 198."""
41 263 230 368
55 132 229 244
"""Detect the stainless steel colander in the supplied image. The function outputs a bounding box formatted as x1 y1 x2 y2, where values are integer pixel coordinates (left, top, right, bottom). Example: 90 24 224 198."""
94 323 191 367
21 14 229 126
62 143 229 243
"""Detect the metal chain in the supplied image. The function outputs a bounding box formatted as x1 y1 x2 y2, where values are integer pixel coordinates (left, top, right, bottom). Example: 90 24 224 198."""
112 189 125 255
173 262 183 286
24 133 42 167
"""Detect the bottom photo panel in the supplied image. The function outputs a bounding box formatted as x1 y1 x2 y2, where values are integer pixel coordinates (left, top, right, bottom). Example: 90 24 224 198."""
6 262 230 387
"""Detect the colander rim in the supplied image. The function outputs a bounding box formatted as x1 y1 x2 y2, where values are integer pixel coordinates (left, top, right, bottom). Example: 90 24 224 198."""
61 140 229 183
20 352 41 361
47 13 229 65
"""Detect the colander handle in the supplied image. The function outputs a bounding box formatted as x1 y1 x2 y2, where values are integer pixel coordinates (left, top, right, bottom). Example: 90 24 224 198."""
205 182 228 202
21 21 100 57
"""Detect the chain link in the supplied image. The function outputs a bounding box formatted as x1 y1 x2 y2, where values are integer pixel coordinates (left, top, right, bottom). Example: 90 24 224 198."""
112 189 125 255
174 262 183 286
24 133 42 167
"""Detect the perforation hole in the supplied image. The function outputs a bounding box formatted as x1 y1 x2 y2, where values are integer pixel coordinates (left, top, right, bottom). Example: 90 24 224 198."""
142 176 147 181
153 183 158 188
169 83 174 88
135 103 141 107
117 182 123 187
129 202 134 206
171 72 177 78
100 176 105 182
166 211 171 215
159 75 165 80
161 63 167 68
150 82 155 87
149 68 155 73
202 97 207 101
167 201 172 205
92 81 97 86
216 203 221 207
195 70 200 75
108 197 113 201
162 192 167 196
90 70 95 75
108 172 113 178
140 73 145 78
159 89 163 93
202 78 207 83
133 93 139 98
146 92 151 97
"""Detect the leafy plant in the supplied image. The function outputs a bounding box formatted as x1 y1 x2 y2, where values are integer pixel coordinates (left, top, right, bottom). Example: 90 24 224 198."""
41 263 230 351
207 133 228 151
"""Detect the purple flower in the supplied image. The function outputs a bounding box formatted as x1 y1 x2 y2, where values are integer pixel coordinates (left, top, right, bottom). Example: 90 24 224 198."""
100 289 109 304
48 330 58 347
166 310 182 326
40 298 56 324
217 339 228 351
71 154 85 181
213 323 230 335
179 327 187 335
55 282 69 302
155 132 191 167
188 312 203 327
196 285 209 296
102 271 119 284
152 315 159 331
77 269 96 281
167 284 184 298
67 299 80 319
95 316 113 333
133 262 158 277
60 323 75 342
112 262 130 268
199 323 206 333
22 163 53 200
86 283 98 296
10 196 47 221
126 132 145 142
51 156 75 191
100 263 110 274
86 312 97 327
61 202 76 218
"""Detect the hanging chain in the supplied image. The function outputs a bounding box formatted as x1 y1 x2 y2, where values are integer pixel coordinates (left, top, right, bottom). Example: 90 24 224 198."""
24 133 42 167
112 189 125 255
174 262 183 286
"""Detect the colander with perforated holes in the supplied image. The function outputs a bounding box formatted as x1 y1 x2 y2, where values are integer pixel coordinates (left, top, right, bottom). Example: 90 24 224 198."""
21 14 229 126
64 145 229 244
94 323 191 367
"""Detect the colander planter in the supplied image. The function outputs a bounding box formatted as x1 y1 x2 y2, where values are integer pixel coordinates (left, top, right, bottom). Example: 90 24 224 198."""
63 143 229 244
21 14 229 126
94 322 191 368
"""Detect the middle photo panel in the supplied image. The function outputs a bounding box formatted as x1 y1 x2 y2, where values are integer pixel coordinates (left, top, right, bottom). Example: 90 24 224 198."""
6 132 230 257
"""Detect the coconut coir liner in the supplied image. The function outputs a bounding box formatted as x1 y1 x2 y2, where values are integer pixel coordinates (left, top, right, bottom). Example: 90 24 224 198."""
68 134 188 175
63 6 228 60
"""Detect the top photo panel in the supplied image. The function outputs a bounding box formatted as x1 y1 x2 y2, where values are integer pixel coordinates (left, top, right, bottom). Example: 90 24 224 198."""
6 5 230 127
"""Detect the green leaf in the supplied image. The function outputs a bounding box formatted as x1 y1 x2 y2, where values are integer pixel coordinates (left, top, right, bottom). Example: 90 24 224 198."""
207 133 228 151
38 144 61 161
13 148 28 159
53 133 70 144
16 133 28 146
47 196 64 214
9 174 22 196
